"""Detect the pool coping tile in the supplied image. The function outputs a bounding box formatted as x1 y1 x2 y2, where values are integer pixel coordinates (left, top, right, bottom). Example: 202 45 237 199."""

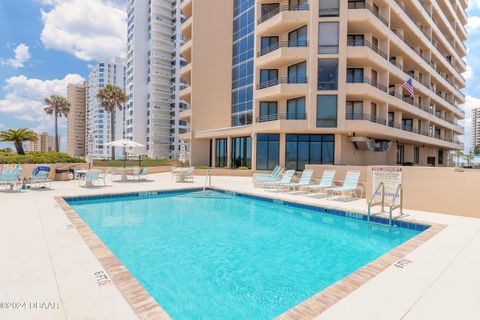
55 188 446 320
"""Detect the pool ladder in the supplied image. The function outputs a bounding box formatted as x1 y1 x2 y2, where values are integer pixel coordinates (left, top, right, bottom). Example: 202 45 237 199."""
367 182 404 227
203 169 212 191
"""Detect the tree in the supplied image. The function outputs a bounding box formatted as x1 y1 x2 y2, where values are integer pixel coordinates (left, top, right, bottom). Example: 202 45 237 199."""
464 151 474 167
44 95 70 152
0 129 38 155
454 150 464 167
96 84 127 160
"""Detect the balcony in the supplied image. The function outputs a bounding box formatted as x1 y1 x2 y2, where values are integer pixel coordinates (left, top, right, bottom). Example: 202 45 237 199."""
180 63 191 83
348 1 388 27
346 113 462 148
256 4 310 35
256 77 308 99
180 0 192 18
179 86 191 104
179 108 191 120
181 16 192 40
180 39 192 63
256 41 309 68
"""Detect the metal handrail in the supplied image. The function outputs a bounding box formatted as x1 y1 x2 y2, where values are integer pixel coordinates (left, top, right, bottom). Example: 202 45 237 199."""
203 169 211 191
368 182 385 223
389 184 404 225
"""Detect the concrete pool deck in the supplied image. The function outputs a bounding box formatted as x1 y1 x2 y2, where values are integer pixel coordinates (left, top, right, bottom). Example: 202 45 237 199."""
0 173 479 320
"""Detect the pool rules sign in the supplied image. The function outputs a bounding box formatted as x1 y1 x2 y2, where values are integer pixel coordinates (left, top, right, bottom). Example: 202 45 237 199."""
372 167 403 205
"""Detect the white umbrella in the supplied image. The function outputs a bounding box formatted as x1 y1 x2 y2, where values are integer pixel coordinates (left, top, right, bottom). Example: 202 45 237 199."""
105 139 145 168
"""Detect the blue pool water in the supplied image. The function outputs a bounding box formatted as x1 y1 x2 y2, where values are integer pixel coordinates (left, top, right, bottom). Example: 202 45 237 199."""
69 190 421 319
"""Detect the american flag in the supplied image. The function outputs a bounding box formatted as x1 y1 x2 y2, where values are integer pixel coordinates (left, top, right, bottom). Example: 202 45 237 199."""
403 78 414 97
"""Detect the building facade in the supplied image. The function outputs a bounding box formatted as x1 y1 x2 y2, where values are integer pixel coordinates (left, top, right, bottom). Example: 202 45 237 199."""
125 0 187 159
28 132 57 153
179 0 466 169
86 58 126 159
472 107 480 152
66 82 87 157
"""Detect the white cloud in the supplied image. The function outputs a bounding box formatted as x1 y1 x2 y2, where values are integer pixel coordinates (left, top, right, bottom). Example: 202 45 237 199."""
1 44 31 68
467 15 480 33
0 74 84 133
40 0 126 61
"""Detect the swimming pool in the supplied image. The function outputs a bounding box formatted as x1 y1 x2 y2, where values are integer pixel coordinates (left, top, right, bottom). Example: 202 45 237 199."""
67 189 424 319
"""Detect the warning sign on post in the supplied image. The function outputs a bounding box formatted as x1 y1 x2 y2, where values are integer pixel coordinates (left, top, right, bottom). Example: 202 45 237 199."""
372 167 403 206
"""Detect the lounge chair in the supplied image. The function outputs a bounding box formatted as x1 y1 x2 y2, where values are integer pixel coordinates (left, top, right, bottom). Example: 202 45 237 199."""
0 165 23 191
98 168 112 186
282 169 314 191
30 165 52 189
253 166 283 187
305 170 336 195
326 170 361 199
139 167 149 181
263 170 295 190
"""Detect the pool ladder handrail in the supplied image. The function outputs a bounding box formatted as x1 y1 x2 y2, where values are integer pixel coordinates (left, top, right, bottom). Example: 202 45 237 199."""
203 169 212 191
368 182 404 227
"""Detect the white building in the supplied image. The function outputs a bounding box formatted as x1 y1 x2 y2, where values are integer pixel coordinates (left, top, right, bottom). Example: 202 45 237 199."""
125 0 187 159
472 108 480 152
86 58 126 159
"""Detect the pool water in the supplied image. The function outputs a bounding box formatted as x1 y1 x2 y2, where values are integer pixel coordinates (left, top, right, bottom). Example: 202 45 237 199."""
69 190 421 319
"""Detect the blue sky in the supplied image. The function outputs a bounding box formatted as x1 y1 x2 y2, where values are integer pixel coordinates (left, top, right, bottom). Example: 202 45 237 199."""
0 0 125 151
0 1 478 152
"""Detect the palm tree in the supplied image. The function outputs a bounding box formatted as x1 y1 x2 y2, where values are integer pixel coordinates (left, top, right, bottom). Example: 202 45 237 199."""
44 95 70 152
454 150 464 167
96 84 127 160
0 129 38 155
464 151 474 167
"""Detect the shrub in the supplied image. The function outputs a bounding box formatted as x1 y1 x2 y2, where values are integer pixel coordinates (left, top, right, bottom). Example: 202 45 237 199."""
0 152 85 164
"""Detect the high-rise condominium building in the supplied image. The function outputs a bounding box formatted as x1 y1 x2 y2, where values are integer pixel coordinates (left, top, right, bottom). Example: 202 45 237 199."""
125 0 187 159
66 82 87 157
86 58 126 159
28 132 57 153
179 0 466 169
472 107 480 151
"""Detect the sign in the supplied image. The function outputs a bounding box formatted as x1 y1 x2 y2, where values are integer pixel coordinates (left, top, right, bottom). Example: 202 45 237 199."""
372 167 403 206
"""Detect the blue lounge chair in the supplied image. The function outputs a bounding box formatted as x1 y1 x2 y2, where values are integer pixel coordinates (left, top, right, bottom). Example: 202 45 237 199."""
326 170 361 199
282 169 314 191
30 165 52 189
0 165 23 191
305 170 336 195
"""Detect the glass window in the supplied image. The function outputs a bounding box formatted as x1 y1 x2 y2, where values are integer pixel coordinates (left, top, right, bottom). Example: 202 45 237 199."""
318 22 339 53
286 134 334 170
260 36 279 54
347 34 364 46
317 95 337 127
215 138 227 168
319 0 339 17
346 68 364 83
402 119 413 132
438 149 443 165
346 101 363 119
260 69 278 83
231 136 252 169
287 97 306 119
317 59 338 90
397 144 405 165
259 101 278 122
288 26 308 46
288 61 307 83
414 146 420 164
256 134 279 170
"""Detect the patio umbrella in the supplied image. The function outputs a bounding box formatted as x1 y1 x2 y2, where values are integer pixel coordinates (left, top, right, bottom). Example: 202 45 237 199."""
105 139 145 168
179 140 188 167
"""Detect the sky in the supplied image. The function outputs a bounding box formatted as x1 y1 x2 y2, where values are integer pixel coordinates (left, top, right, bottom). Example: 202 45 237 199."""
0 1 478 152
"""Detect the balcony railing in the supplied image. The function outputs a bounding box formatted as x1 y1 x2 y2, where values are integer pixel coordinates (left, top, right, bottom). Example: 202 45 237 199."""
348 76 387 92
347 39 387 59
257 40 308 57
256 113 307 123
257 4 309 25
348 1 388 26
346 113 462 145
256 76 308 90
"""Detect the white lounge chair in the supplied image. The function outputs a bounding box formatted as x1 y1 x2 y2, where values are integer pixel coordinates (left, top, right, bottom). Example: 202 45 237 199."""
326 170 361 199
30 167 52 189
305 170 336 195
139 167 149 181
282 169 314 191
253 166 283 187
263 170 295 190
98 168 112 186
0 165 23 191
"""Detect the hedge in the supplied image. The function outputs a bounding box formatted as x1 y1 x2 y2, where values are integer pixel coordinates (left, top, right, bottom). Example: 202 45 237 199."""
0 152 85 164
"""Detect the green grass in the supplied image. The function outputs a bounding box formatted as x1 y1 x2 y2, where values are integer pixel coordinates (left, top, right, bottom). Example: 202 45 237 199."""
93 158 177 167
